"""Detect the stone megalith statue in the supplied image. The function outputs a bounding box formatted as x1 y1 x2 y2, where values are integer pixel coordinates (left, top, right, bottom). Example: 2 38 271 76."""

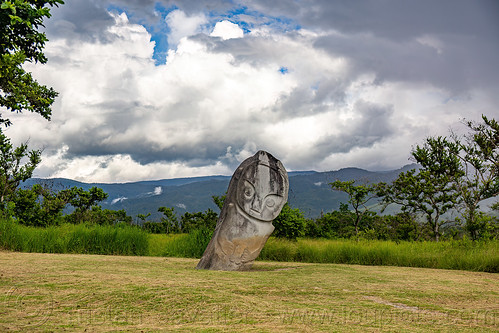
196 150 289 271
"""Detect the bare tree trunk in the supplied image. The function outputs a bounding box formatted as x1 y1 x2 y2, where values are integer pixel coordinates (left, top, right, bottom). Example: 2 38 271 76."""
434 212 441 242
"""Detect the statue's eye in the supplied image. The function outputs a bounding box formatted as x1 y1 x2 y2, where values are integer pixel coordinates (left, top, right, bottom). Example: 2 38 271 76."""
244 187 252 197
265 195 281 209
243 181 254 199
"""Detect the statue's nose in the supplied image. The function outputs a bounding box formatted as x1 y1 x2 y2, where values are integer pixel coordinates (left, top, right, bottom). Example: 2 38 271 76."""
250 195 262 213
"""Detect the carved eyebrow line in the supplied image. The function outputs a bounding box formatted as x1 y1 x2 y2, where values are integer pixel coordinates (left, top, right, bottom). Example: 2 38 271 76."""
243 179 255 187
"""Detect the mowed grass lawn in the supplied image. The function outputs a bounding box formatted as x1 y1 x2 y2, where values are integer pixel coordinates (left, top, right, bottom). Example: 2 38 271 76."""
0 251 497 332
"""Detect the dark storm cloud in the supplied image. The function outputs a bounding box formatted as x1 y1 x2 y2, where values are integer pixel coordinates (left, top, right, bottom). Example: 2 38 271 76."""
110 0 233 15
247 0 499 40
101 0 234 25
46 0 115 42
311 101 395 160
63 124 241 167
314 32 499 93
160 0 234 14
246 0 499 93
53 95 247 167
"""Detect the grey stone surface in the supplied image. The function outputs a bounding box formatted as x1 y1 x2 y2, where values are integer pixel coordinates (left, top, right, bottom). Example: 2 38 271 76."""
196 150 289 271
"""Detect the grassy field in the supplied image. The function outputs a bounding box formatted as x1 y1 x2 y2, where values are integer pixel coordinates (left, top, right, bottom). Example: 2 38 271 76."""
0 251 497 332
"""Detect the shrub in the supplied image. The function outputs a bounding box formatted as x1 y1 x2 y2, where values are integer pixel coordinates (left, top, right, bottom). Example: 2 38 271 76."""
272 203 306 240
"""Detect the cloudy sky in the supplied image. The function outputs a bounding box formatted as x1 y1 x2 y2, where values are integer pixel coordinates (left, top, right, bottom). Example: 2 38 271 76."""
6 0 499 183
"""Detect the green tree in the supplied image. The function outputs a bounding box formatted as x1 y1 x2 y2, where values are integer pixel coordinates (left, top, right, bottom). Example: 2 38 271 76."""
158 206 181 233
452 115 499 240
136 213 151 225
87 206 132 226
11 183 71 226
10 184 40 224
180 209 217 233
311 203 355 239
211 194 225 211
330 180 378 237
373 213 422 241
0 129 40 206
489 202 499 239
142 221 164 234
66 187 108 224
379 137 462 241
272 203 306 240
0 0 63 126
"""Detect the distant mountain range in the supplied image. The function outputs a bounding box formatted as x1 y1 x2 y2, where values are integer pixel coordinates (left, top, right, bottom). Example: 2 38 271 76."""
23 165 419 220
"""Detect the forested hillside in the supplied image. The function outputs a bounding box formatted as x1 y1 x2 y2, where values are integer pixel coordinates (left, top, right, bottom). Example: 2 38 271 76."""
23 166 416 219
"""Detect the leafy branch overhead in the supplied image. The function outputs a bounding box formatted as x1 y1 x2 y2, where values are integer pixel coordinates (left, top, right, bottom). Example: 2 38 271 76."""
0 0 63 126
329 180 378 237
0 129 40 203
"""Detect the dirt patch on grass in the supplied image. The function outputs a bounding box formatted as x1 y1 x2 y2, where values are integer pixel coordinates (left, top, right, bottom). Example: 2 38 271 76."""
362 295 446 315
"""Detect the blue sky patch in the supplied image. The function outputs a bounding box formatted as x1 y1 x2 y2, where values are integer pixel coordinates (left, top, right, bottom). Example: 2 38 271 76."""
279 67 289 74
108 2 300 65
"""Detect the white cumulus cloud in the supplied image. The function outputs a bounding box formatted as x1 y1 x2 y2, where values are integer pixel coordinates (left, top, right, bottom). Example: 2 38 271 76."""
165 9 207 47
210 20 244 40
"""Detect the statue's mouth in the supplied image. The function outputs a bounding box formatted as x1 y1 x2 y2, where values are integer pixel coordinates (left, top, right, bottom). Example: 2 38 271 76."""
250 208 261 214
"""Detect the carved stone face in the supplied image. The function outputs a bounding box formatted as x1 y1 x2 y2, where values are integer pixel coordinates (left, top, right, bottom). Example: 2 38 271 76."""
196 150 289 270
236 156 287 221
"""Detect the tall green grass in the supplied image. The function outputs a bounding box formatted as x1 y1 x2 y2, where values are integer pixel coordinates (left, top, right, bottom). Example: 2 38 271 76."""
0 219 148 256
148 232 499 272
259 238 499 272
2 218 497 272
148 227 213 258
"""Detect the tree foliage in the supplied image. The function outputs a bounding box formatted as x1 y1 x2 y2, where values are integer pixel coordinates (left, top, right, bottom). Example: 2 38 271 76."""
65 187 108 224
0 128 40 205
376 115 498 241
158 206 180 233
452 115 499 239
85 206 132 226
211 194 225 211
181 209 217 233
143 207 217 234
307 203 354 238
11 183 68 226
272 203 306 240
7 184 134 227
136 213 151 224
330 180 378 237
378 136 462 241
0 0 63 125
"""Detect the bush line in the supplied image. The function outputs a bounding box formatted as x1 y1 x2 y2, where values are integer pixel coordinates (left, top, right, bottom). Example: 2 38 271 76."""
1 219 497 272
